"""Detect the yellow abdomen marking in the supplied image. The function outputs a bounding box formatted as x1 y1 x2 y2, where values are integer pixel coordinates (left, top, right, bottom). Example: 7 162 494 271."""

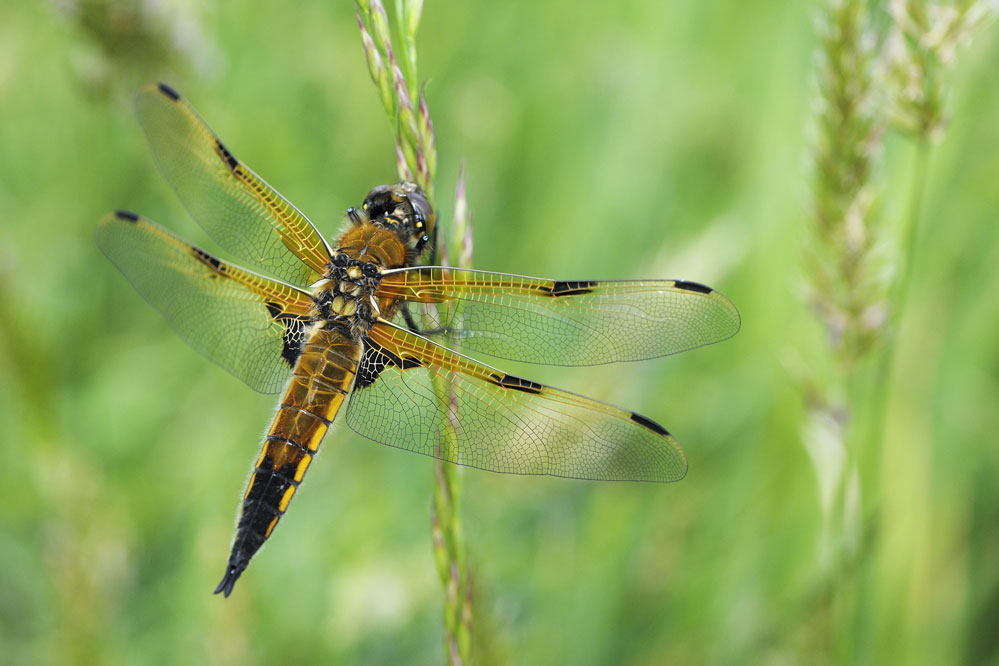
232 327 361 559
294 454 312 482
278 485 296 513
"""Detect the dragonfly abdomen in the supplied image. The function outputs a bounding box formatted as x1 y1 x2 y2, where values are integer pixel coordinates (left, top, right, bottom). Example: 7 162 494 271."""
214 328 362 597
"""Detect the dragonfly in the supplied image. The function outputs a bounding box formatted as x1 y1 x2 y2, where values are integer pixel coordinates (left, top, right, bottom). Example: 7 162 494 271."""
97 83 741 597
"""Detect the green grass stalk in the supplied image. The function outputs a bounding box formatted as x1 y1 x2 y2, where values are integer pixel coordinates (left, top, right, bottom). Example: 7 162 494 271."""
801 0 995 659
430 167 474 665
801 0 886 656
355 3 473 662
863 0 996 468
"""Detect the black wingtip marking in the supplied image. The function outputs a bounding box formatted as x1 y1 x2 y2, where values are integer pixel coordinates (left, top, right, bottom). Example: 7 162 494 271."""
547 280 597 297
214 563 244 598
114 210 140 223
492 373 543 394
673 280 713 294
630 412 670 437
157 82 181 101
215 139 239 171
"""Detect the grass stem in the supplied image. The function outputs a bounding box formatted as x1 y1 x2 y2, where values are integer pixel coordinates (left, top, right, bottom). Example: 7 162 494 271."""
355 3 474 661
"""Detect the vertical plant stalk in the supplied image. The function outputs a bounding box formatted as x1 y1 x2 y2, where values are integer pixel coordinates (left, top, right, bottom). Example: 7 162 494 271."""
798 0 885 653
864 0 996 461
860 140 929 493
356 3 473 663
356 0 434 197
804 0 884 572
431 166 474 665
800 0 995 655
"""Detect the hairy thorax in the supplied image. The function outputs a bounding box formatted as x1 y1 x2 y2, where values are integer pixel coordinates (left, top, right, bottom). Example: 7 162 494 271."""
309 181 435 340
310 223 406 339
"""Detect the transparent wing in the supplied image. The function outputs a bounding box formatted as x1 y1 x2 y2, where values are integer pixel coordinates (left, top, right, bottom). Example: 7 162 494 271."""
344 320 686 482
136 83 331 286
380 267 740 366
97 210 315 393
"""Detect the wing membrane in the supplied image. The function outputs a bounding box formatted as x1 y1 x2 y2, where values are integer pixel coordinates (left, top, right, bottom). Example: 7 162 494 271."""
379 267 740 366
344 320 686 481
97 210 315 393
135 83 331 285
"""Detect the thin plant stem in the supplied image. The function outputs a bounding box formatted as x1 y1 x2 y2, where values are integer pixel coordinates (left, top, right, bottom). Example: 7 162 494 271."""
860 139 931 499
800 0 884 654
429 167 474 665
891 140 932 337
355 3 473 662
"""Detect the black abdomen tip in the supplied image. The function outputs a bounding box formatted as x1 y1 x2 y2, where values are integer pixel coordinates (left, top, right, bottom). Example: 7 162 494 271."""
157 82 181 101
114 210 140 222
214 562 246 598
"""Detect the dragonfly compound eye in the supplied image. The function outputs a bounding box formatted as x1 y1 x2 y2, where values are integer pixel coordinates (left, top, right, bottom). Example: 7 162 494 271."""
406 189 435 247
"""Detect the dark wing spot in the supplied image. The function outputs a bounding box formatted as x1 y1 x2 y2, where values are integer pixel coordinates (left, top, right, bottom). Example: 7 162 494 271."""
355 338 423 389
399 355 422 370
673 280 712 294
280 319 307 369
354 346 385 389
191 246 223 272
215 139 239 171
156 82 181 101
114 210 140 223
263 303 309 369
264 301 282 319
629 412 670 437
547 280 597 297
491 373 543 394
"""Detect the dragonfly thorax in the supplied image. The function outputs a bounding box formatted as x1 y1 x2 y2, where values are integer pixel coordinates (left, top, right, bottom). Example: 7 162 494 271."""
312 252 382 336
315 183 435 337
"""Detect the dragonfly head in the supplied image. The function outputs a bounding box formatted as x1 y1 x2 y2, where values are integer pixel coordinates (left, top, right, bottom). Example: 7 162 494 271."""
362 182 436 252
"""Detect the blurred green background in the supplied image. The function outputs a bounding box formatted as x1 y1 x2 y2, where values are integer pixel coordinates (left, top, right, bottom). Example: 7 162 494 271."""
0 1 996 664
